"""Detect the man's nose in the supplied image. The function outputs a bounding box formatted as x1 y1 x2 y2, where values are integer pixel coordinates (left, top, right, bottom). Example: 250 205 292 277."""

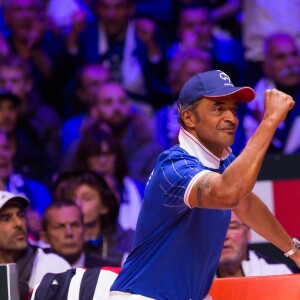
13 216 24 227
224 110 237 122
65 225 73 235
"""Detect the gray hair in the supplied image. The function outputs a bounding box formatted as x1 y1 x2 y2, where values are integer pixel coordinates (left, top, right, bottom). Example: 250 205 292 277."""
177 98 201 127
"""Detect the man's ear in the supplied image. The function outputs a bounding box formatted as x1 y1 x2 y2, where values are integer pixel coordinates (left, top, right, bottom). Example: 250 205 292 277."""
181 110 197 128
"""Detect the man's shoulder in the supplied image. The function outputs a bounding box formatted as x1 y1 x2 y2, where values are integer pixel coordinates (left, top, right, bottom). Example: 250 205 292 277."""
159 145 200 163
244 250 293 275
164 144 188 155
28 247 71 290
34 248 71 269
152 145 206 180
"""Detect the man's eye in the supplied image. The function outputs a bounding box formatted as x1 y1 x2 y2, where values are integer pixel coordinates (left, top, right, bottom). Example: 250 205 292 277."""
229 226 239 230
72 223 82 228
82 196 93 202
53 224 65 230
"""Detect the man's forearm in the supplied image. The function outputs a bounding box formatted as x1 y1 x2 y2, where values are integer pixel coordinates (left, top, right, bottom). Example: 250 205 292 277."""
220 118 278 203
234 193 293 253
221 89 294 205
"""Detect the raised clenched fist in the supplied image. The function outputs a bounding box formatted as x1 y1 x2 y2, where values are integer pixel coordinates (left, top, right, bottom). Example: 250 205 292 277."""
263 89 295 125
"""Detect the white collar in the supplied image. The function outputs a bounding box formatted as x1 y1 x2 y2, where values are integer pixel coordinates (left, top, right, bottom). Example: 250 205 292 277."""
97 21 134 56
71 252 86 269
178 127 231 169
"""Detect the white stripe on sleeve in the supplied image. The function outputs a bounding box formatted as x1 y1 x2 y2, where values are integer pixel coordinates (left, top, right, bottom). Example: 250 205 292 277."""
184 170 213 208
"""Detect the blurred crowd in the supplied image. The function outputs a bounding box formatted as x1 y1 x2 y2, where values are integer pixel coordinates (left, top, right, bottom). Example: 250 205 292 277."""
0 0 300 290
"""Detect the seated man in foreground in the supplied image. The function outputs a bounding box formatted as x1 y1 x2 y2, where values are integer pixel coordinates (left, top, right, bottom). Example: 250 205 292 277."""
217 212 294 277
0 190 71 300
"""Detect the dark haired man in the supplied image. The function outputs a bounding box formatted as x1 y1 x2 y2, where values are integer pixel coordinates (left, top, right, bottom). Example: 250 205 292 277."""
40 200 107 268
0 190 70 300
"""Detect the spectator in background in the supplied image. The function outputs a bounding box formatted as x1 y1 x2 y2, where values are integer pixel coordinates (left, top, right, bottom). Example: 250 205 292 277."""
0 89 51 241
46 0 95 36
91 81 163 184
168 4 212 57
0 88 20 137
40 200 109 268
55 0 169 111
134 0 176 45
243 32 300 153
53 170 134 266
168 3 239 83
64 128 144 232
217 212 294 277
0 128 52 243
0 190 70 300
2 0 64 98
0 129 52 216
0 54 62 187
61 63 111 154
0 88 52 186
242 0 300 87
63 81 163 185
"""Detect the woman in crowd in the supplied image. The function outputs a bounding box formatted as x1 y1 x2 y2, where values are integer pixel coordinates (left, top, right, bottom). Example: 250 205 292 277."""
66 126 144 232
53 169 134 266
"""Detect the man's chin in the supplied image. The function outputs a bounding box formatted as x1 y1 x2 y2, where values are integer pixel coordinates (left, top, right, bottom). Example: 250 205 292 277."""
219 250 236 262
219 257 236 265
109 120 128 132
13 242 28 251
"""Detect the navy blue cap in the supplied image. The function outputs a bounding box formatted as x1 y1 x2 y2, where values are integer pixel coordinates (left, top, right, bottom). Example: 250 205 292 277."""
178 70 255 107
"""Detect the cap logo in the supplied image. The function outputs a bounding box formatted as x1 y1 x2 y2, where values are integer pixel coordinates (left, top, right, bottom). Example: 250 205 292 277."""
219 72 234 87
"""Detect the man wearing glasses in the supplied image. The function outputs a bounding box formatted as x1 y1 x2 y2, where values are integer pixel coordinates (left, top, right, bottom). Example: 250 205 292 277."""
217 212 294 277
